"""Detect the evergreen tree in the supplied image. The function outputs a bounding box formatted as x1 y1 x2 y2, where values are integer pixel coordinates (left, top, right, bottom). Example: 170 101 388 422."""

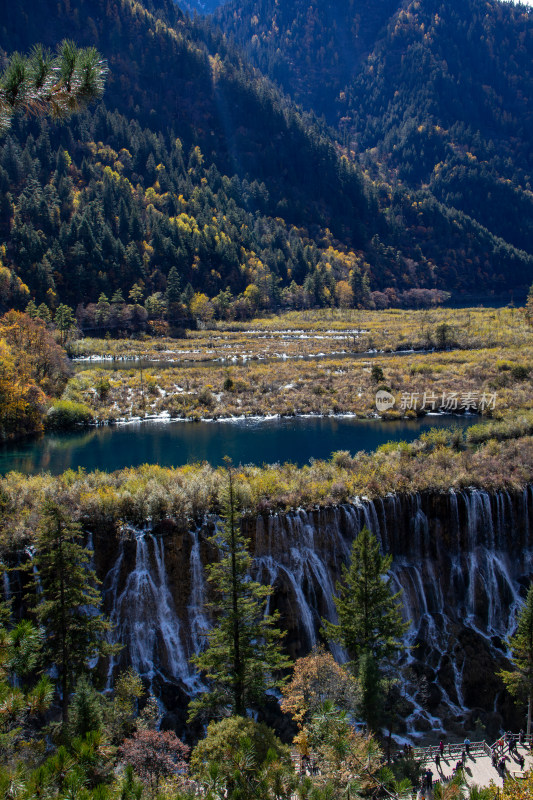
165 266 182 322
68 675 104 737
500 583 533 735
29 502 116 724
0 613 54 752
0 42 107 135
54 303 75 345
189 458 290 721
322 526 409 730
25 300 38 318
128 283 144 305
36 303 52 324
323 526 408 666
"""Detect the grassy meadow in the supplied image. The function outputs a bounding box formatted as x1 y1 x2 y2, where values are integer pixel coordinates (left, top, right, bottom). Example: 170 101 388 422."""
63 307 533 423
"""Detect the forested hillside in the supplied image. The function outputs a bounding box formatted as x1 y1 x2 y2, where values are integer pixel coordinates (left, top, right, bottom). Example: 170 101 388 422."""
217 0 533 281
215 0 402 120
0 0 532 316
177 0 227 15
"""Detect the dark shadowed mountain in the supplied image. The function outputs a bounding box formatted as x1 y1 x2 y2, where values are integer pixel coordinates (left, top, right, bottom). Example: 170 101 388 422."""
216 0 533 277
0 0 531 314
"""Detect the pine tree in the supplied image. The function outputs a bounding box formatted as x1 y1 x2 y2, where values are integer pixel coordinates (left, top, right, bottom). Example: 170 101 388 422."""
165 266 182 325
0 42 107 135
188 458 291 721
500 583 533 735
0 617 54 751
29 502 117 724
322 526 408 730
54 303 75 345
323 526 408 666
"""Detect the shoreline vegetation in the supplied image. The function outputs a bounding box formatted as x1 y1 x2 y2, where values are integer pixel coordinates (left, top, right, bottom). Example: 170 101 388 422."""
63 343 531 424
2 307 532 440
57 307 533 426
69 306 530 363
1 432 532 547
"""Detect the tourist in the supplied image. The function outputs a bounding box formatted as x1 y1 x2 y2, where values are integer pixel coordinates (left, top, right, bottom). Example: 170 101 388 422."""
439 740 444 757
492 750 498 768
425 769 433 789
435 752 441 771
518 753 525 770
519 729 525 746
464 737 470 756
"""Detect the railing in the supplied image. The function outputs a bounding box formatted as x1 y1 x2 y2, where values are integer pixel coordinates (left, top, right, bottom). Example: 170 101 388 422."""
291 733 533 800
414 733 533 764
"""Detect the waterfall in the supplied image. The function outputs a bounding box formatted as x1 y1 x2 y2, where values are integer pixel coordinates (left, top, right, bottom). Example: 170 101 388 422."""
186 528 210 687
105 527 191 688
24 545 42 595
93 486 533 737
1 562 10 609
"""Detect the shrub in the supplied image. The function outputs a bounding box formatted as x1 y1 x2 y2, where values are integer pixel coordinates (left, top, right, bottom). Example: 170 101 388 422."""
190 717 291 798
144 375 159 395
45 400 94 431
69 676 104 737
371 365 384 383
332 450 353 469
95 377 111 400
511 365 530 381
119 729 190 794
496 360 514 371
197 388 215 408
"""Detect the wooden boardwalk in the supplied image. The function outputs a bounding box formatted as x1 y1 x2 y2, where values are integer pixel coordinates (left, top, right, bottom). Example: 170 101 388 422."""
289 735 532 799
416 736 533 795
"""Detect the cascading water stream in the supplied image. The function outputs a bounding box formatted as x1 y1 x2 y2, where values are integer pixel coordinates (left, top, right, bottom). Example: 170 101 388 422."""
104 527 191 688
93 487 533 737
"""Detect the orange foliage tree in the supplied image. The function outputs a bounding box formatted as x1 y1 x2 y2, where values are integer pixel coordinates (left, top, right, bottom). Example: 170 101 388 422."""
280 646 359 730
0 338 46 441
0 312 70 440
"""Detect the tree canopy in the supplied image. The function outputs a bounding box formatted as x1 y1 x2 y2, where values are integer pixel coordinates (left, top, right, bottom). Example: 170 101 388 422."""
500 583 533 735
189 460 291 721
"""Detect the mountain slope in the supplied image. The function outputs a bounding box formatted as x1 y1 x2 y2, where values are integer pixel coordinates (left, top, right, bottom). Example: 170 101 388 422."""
1 0 378 243
215 0 402 119
217 0 533 277
0 0 531 313
177 0 227 15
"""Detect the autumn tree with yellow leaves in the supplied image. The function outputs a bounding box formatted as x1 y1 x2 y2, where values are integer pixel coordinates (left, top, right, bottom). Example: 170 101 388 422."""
0 311 69 440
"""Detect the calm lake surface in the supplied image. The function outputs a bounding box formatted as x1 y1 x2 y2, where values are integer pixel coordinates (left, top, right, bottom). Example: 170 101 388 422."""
0 415 476 476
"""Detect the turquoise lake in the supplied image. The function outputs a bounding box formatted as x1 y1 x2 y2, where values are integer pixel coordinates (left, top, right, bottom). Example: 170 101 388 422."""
0 415 476 475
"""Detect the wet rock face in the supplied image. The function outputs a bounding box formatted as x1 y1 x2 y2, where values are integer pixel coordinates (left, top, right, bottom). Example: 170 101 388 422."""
87 488 533 738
